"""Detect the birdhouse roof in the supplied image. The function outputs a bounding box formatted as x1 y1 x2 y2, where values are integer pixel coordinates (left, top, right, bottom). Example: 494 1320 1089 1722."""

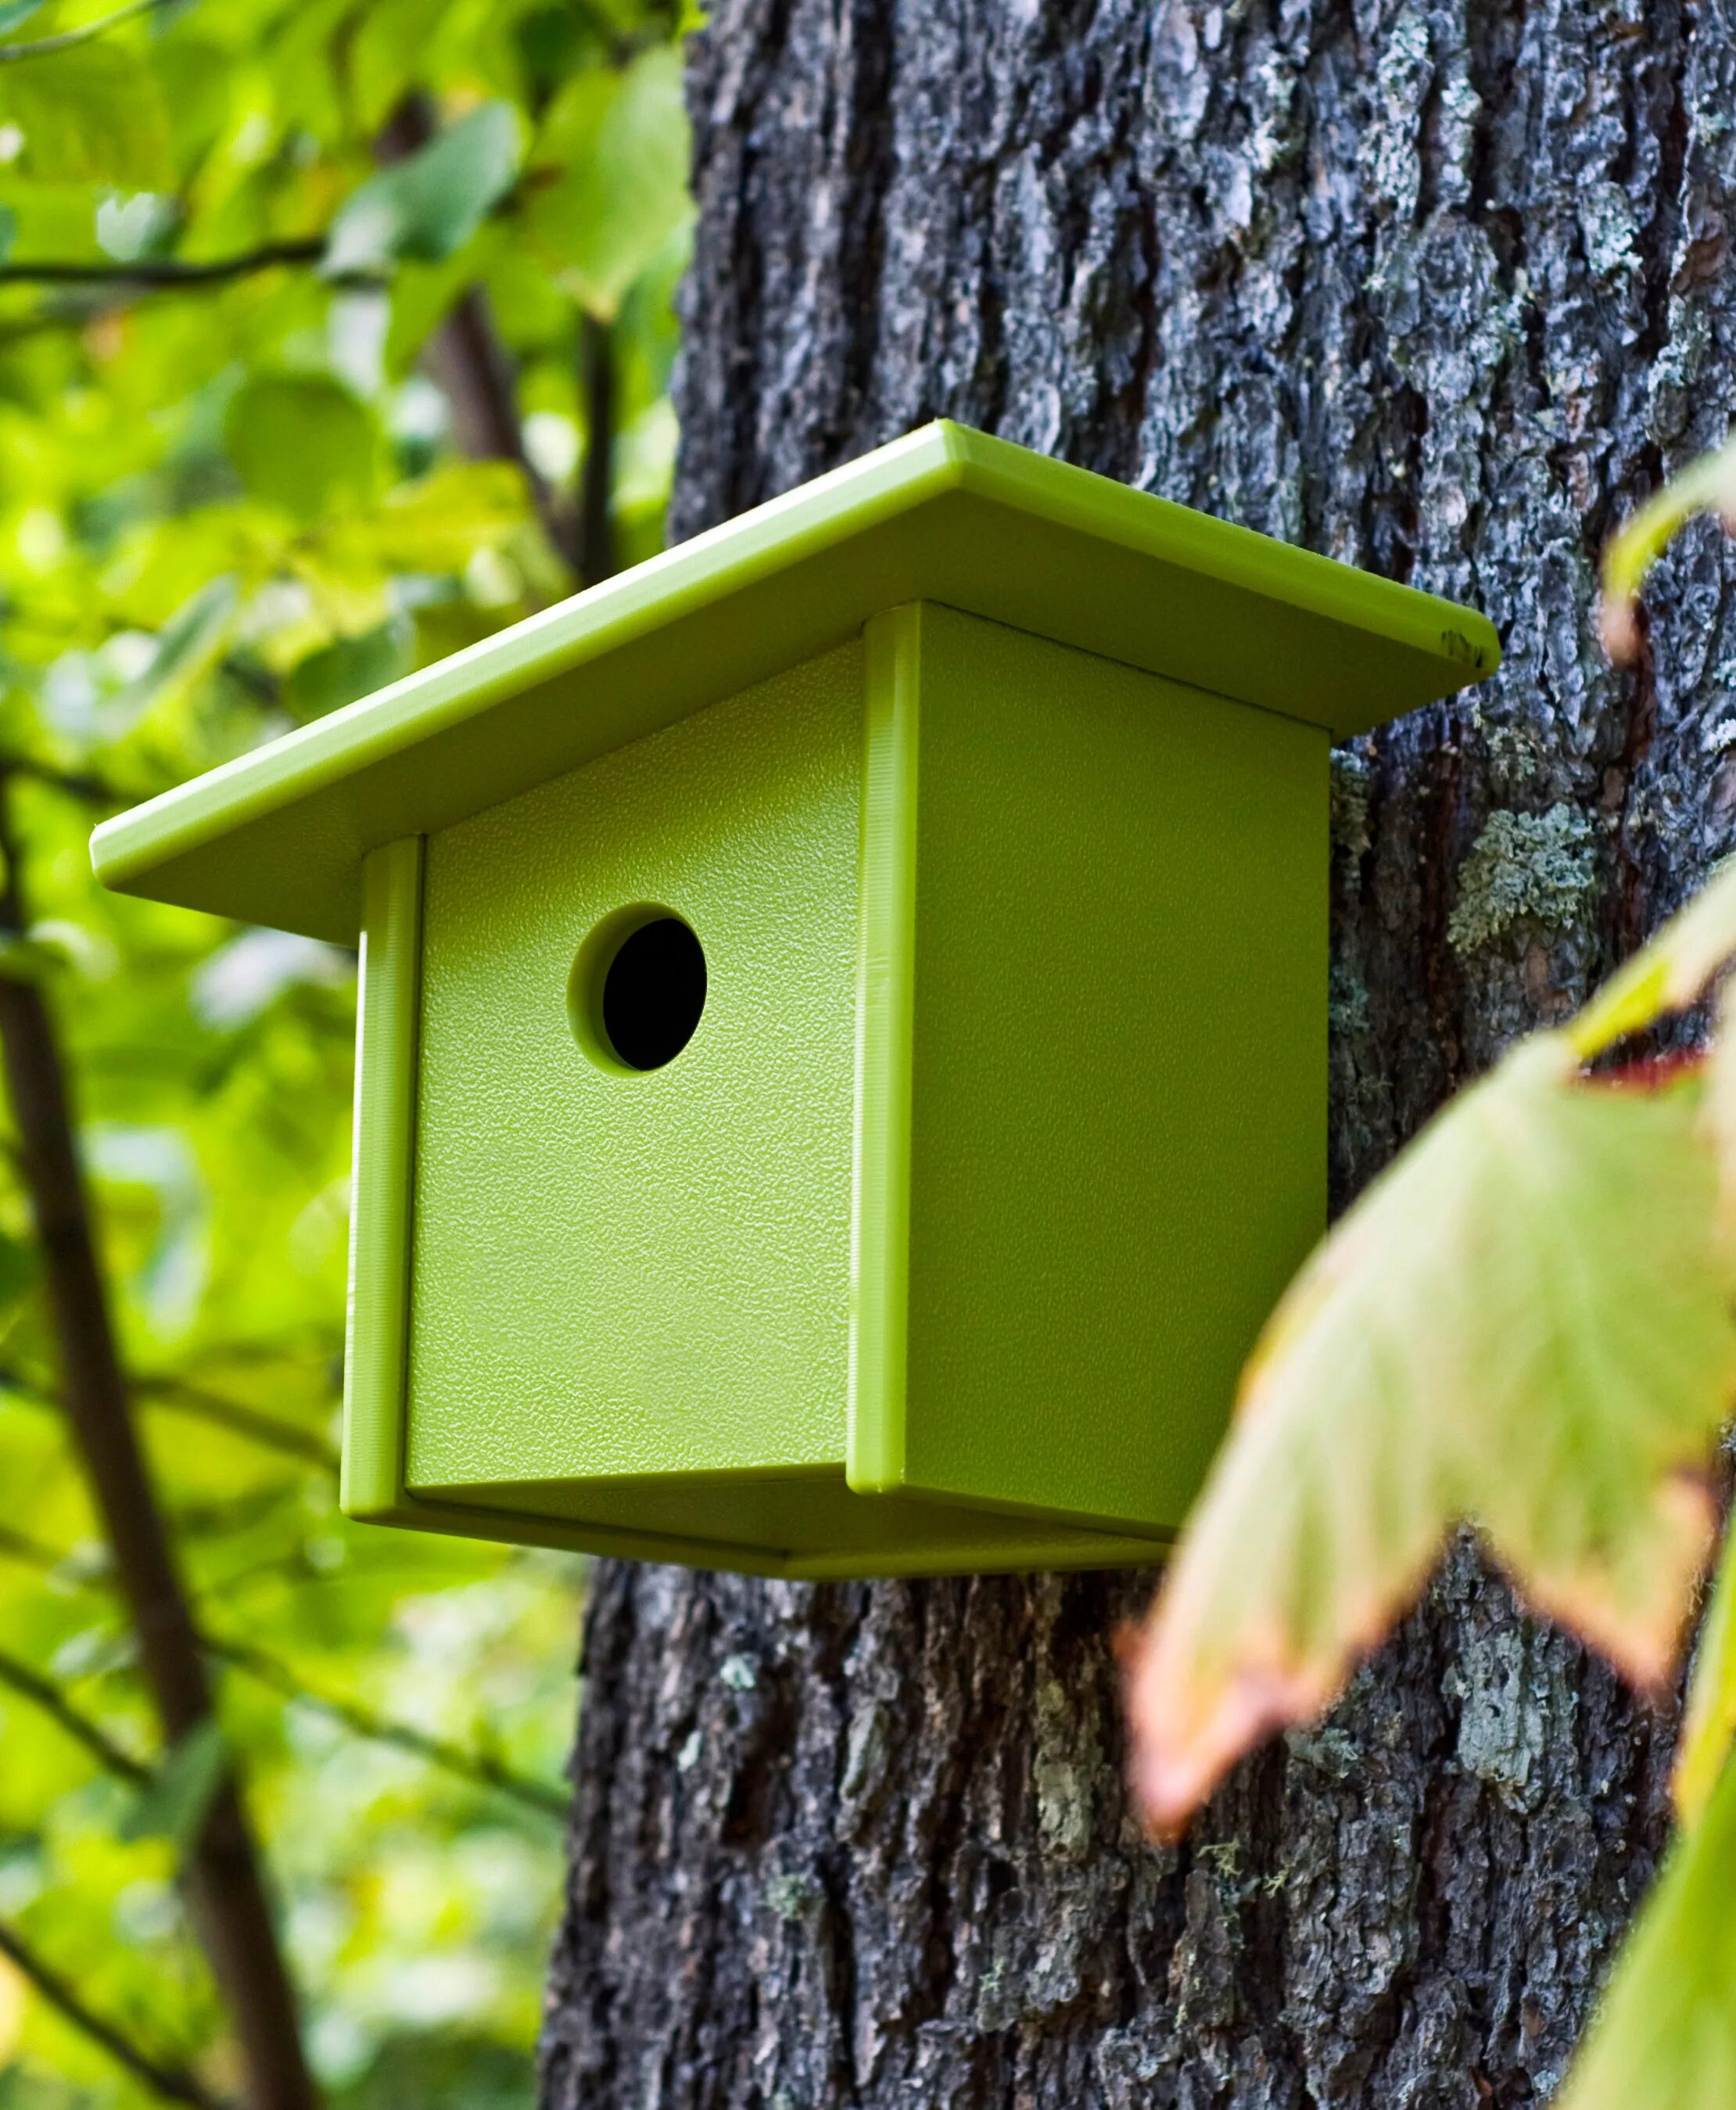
91 420 1499 942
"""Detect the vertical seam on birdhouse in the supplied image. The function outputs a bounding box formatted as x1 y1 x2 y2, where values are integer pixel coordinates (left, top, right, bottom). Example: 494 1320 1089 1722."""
848 606 922 1495
340 834 425 1521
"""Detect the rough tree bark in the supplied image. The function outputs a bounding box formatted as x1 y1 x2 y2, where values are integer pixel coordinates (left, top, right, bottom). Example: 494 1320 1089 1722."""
540 2 1736 2103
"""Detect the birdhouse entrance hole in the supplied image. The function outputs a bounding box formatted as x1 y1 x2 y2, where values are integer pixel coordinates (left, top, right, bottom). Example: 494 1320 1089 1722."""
569 908 707 1074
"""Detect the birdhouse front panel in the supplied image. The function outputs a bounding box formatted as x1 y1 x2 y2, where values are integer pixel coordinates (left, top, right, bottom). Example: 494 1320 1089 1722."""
404 642 865 1502
89 421 1501 1580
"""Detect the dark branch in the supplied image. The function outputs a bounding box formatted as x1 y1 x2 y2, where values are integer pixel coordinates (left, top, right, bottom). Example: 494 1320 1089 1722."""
206 1632 569 1819
0 1916 229 2110
0 240 342 289
0 1645 150 1783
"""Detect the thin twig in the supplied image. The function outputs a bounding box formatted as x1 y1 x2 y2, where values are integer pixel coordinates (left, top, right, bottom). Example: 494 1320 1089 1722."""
0 1915 229 2109
0 1516 565 1814
0 1519 92 1578
205 1632 569 1820
0 1645 150 1782
132 1376 339 1475
0 0 177 63
0 754 147 808
0 1362 338 1474
0 239 327 287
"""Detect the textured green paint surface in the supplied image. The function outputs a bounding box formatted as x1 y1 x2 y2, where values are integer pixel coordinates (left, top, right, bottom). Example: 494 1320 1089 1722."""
405 645 863 1491
898 607 1326 1532
89 422 1499 945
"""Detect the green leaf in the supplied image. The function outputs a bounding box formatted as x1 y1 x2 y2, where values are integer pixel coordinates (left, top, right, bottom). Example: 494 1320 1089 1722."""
1570 854 1736 1059
1673 1530 1736 1826
284 618 411 721
0 203 15 267
224 374 382 525
0 1227 35 1315
0 41 172 186
318 460 529 582
323 100 521 279
119 574 239 714
0 2 48 34
121 1718 228 1853
1599 434 1736 663
1124 1034 1736 1835
1556 1744 1736 2109
524 48 692 319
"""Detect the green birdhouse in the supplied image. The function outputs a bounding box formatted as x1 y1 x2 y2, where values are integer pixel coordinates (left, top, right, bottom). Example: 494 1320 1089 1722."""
91 423 1497 1579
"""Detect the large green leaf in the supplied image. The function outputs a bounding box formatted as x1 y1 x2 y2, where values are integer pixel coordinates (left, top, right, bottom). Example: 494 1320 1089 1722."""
0 41 171 186
523 47 692 319
1570 854 1736 1058
323 100 521 278
1124 1034 1736 1834
1555 1744 1736 2109
120 1718 228 1855
1672 1530 1736 1827
224 373 382 525
1599 436 1736 663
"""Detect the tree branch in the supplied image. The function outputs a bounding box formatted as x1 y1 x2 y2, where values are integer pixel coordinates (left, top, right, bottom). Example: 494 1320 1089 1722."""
0 1644 150 1783
206 1631 569 1819
0 239 328 288
0 776 319 2110
0 1915 230 2109
0 0 177 63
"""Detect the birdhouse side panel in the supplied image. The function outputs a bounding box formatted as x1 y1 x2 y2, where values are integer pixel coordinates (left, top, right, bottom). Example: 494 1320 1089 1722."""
897 605 1328 1534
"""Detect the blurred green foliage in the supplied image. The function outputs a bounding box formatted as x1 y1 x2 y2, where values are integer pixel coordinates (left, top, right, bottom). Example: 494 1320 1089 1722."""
0 0 693 2100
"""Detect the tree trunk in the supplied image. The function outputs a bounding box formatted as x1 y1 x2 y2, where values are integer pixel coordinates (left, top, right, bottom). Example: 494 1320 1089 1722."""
540 2 1735 2102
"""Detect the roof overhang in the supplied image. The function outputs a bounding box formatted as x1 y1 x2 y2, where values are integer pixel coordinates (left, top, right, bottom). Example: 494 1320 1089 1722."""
91 420 1500 943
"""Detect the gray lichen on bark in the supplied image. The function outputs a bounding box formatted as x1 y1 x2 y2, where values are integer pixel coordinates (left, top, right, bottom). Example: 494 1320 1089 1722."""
540 2 1736 2102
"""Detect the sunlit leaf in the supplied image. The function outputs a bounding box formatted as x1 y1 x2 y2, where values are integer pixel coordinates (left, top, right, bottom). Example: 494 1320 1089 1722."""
120 1717 228 1853
1673 1530 1736 1827
224 374 382 526
1599 435 1736 663
1124 1035 1736 1836
1555 1744 1736 2110
0 41 172 186
524 48 692 320
117 573 239 715
1571 854 1736 1058
323 100 521 279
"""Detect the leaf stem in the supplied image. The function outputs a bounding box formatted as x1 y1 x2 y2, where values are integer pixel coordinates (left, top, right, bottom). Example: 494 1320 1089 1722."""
0 0 179 64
